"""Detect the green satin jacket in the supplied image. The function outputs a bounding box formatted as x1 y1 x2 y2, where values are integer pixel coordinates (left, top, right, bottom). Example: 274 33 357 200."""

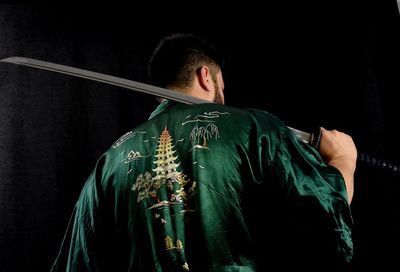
51 100 353 271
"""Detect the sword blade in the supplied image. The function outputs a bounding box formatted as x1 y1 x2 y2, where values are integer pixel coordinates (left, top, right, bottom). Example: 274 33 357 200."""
287 126 312 144
1 56 311 144
1 56 209 105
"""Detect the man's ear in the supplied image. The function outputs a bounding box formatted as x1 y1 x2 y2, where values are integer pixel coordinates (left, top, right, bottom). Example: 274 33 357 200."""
197 66 212 91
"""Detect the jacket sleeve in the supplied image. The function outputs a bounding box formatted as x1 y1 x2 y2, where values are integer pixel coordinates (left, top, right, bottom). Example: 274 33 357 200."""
50 154 107 272
244 109 353 264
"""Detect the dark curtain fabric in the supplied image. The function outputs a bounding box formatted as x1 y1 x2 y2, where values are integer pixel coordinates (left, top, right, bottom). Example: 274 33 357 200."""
351 1 400 269
0 4 158 271
0 1 399 271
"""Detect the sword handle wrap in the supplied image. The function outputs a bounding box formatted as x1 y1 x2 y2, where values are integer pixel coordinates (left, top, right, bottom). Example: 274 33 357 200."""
358 152 400 175
310 127 322 150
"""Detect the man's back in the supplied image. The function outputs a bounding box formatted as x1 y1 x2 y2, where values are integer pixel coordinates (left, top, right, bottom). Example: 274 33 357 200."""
51 100 353 271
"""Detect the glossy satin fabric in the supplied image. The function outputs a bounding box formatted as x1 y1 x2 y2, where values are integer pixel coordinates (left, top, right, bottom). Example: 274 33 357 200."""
50 100 353 271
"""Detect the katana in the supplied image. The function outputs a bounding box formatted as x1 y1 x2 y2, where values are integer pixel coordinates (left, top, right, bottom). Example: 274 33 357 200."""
0 57 317 144
1 56 398 175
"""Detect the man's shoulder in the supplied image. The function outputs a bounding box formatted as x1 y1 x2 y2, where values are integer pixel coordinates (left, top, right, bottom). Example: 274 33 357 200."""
190 103 275 118
175 103 286 128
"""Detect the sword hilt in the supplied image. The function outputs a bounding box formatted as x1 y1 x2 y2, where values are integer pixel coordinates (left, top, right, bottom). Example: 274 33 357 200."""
310 127 400 175
310 127 322 150
358 152 400 175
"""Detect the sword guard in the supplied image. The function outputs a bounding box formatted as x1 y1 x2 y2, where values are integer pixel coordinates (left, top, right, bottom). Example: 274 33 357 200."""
310 127 322 150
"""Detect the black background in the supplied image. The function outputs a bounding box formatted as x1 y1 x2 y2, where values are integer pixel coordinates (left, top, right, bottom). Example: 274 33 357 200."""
0 1 399 271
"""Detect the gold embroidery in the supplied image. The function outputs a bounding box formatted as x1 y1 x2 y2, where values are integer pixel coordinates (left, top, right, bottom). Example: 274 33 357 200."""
165 236 174 250
124 150 151 163
164 236 185 251
131 127 194 268
112 130 147 148
176 239 183 250
132 127 195 210
182 262 190 271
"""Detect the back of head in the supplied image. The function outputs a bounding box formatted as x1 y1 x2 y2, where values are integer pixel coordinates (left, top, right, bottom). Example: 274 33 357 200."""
148 33 225 90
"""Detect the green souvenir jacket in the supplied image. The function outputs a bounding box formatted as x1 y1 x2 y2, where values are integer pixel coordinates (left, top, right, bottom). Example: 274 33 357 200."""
51 100 353 271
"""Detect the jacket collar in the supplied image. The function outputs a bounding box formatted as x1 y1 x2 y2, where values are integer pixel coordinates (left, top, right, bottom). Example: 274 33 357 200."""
148 99 176 120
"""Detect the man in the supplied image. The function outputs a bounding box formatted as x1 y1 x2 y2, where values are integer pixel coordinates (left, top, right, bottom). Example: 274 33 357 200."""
51 33 357 271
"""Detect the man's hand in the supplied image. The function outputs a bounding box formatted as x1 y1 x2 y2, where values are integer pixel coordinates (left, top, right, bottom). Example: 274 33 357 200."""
318 127 357 203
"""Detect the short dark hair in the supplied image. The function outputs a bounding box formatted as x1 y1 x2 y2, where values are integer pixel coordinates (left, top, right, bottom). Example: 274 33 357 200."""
148 33 225 89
